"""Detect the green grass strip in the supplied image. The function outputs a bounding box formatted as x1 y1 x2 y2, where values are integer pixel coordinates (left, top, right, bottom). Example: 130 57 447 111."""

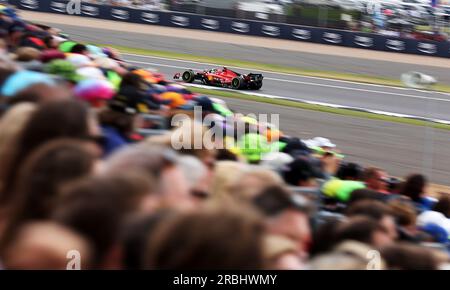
188 87 450 131
94 44 450 130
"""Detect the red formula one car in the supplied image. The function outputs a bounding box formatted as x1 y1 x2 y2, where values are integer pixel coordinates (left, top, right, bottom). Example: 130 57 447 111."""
174 67 264 90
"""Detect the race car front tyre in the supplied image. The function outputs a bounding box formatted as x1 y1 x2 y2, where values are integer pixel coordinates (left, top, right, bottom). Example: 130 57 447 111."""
231 77 244 89
182 70 195 83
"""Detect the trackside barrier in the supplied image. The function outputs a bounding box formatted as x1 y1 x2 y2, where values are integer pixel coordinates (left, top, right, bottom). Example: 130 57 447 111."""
6 0 450 58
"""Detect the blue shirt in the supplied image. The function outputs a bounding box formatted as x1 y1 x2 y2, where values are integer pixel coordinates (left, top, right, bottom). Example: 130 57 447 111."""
101 126 129 157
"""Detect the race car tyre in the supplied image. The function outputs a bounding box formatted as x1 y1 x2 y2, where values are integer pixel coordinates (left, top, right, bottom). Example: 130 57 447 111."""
251 82 263 90
182 70 195 83
231 77 244 89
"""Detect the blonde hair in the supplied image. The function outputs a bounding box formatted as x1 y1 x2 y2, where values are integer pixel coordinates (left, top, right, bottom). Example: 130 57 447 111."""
210 161 250 202
0 103 37 193
231 166 284 201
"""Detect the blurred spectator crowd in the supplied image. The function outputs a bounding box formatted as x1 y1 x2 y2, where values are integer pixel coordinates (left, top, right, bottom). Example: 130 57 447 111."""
0 4 450 270
79 0 450 42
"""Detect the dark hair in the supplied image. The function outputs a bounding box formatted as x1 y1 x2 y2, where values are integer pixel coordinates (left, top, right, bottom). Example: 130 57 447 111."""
399 174 427 202
145 207 265 270
336 162 364 181
346 200 392 221
381 243 438 270
121 210 175 270
387 198 417 227
310 219 342 257
0 100 92 206
215 149 238 161
253 185 306 217
335 216 385 246
98 108 134 135
348 189 385 206
433 195 450 218
362 167 382 182
282 158 316 186
52 173 153 267
120 72 145 89
0 139 96 252
70 43 87 54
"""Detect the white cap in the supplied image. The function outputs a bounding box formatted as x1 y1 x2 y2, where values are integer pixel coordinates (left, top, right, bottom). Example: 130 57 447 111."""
76 67 106 81
305 137 336 148
66 54 95 68
260 152 294 172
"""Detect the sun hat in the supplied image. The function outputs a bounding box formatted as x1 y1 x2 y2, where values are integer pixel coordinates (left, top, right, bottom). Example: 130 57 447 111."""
74 79 115 107
45 60 83 83
0 70 56 97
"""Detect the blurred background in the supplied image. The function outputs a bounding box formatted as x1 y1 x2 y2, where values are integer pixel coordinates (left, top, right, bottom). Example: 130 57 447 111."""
85 0 450 42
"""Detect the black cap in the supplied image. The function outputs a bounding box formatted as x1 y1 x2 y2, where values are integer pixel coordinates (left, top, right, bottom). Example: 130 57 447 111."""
109 86 159 114
282 137 311 156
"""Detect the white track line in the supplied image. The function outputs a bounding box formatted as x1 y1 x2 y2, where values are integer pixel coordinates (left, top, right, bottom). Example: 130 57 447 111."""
184 83 450 125
122 52 450 96
125 58 450 103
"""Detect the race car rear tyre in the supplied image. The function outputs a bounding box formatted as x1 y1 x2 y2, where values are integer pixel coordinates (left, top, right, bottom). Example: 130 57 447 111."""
182 70 195 83
252 82 263 90
231 77 244 89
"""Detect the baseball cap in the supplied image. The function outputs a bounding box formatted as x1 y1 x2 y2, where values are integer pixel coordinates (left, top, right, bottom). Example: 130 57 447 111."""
74 79 115 107
0 70 56 97
260 152 294 172
305 137 336 148
45 60 83 83
40 49 66 63
109 86 159 115
76 67 106 81
281 137 311 156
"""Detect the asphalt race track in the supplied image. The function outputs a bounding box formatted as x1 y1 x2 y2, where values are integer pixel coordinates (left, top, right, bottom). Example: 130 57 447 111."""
222 97 450 186
122 53 450 123
50 23 450 84
26 22 450 185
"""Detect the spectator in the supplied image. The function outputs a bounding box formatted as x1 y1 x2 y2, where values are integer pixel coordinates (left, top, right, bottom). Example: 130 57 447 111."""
309 240 386 270
282 157 321 188
0 100 102 207
264 234 304 270
334 216 394 249
231 167 284 201
400 174 436 212
387 197 420 242
0 103 36 196
52 174 155 269
348 188 385 205
381 243 440 270
144 206 265 270
336 162 364 181
0 139 99 250
121 210 176 270
102 144 194 210
434 195 450 218
1 222 92 270
0 6 448 270
210 161 249 201
346 200 398 241
177 155 210 201
253 185 312 256
363 167 389 194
